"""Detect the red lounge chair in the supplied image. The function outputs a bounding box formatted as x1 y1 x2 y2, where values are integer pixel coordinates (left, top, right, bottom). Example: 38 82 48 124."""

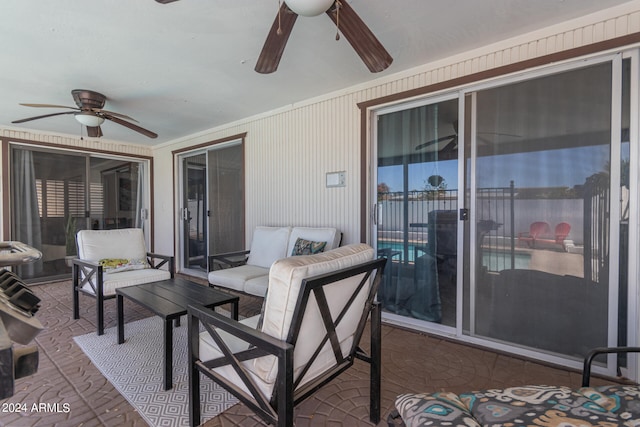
517 221 551 248
554 222 571 249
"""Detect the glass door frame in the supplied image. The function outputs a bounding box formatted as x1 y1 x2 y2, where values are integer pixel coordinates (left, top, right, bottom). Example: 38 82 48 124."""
372 91 462 337
7 143 151 281
178 148 209 277
370 50 638 380
176 138 244 278
461 53 624 377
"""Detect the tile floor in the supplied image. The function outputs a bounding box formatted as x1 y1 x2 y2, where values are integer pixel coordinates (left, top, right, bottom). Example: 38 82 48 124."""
0 276 615 426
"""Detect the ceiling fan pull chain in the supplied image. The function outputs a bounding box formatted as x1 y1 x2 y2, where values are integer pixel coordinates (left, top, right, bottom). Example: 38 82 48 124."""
335 0 341 40
277 0 282 35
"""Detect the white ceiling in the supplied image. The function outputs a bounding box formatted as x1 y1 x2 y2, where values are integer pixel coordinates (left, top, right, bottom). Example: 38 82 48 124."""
0 0 633 146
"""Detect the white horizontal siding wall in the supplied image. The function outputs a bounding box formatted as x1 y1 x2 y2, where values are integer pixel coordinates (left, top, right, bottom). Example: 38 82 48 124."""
149 1 640 253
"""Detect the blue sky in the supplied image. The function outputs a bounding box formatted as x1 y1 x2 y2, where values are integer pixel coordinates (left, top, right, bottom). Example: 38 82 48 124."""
378 145 616 192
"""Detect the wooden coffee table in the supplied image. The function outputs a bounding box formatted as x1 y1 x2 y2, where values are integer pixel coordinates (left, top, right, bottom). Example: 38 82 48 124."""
116 277 239 390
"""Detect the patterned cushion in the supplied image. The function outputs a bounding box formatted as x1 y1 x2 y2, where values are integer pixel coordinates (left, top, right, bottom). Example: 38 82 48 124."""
462 385 619 425
579 384 640 421
99 258 148 273
395 385 631 427
290 238 327 256
395 392 480 427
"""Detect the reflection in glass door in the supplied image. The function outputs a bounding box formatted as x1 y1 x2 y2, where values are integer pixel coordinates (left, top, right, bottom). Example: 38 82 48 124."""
179 142 244 275
373 55 632 374
182 154 207 270
375 97 460 328
466 60 617 361
10 146 147 283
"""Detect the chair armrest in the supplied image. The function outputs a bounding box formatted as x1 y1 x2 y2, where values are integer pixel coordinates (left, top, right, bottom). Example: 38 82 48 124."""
208 250 250 271
188 303 293 419
188 303 289 357
582 346 640 386
72 258 100 269
146 252 175 277
72 259 104 296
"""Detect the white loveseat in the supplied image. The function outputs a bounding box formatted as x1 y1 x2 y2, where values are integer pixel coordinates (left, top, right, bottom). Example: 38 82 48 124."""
207 226 341 297
72 228 174 335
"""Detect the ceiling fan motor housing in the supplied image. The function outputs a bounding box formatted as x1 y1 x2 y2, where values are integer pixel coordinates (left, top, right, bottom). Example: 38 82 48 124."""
71 89 106 110
284 0 334 16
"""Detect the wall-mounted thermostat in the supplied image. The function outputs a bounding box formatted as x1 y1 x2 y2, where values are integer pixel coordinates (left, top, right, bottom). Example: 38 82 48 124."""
326 171 346 188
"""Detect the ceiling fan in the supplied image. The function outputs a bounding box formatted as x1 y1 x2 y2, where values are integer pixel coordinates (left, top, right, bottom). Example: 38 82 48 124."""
154 0 392 73
11 89 158 139
415 121 461 152
415 120 521 152
255 0 393 74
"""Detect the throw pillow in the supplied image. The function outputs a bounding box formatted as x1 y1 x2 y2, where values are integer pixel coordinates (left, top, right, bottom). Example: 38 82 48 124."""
291 238 327 256
99 258 148 273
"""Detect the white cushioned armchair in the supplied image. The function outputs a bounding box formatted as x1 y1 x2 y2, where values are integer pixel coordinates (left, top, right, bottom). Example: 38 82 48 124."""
189 243 385 427
72 228 174 335
207 226 341 297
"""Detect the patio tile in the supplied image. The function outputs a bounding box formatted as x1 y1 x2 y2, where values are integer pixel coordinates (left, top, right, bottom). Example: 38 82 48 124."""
0 277 617 426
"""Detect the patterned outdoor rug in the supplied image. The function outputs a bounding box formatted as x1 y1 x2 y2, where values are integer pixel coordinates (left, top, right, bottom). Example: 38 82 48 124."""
74 315 238 427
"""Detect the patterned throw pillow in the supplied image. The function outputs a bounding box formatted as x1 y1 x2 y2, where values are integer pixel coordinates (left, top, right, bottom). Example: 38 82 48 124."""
291 238 327 256
99 258 148 273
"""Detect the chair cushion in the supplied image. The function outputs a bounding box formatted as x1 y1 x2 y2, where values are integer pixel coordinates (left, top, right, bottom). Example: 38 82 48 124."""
246 227 291 269
99 258 149 273
208 264 269 293
461 385 619 425
290 238 327 256
199 315 260 361
76 228 147 262
244 274 270 297
255 243 375 388
82 268 172 296
286 227 340 255
198 315 274 398
395 392 481 427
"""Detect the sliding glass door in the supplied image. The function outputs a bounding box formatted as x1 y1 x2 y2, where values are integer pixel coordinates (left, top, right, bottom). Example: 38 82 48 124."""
182 153 208 271
466 60 617 361
375 96 460 330
373 53 632 374
10 145 148 282
178 141 244 276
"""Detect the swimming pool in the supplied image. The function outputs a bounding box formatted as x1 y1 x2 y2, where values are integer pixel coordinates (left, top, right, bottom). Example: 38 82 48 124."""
377 241 531 270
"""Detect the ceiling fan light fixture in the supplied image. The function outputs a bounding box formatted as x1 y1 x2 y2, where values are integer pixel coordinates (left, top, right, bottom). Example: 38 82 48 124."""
284 0 333 16
74 112 105 127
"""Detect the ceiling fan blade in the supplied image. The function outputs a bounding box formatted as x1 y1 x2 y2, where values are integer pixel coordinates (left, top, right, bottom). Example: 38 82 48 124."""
155 0 180 3
103 114 158 139
11 111 76 124
326 1 392 73
93 109 138 122
255 3 298 74
415 134 456 151
19 103 79 110
86 126 103 138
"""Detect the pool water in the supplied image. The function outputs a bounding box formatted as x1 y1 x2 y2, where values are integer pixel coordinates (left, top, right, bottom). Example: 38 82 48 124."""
378 241 531 271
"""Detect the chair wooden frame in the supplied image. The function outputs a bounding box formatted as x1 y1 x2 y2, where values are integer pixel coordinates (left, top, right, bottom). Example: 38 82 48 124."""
188 257 385 427
72 253 174 335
